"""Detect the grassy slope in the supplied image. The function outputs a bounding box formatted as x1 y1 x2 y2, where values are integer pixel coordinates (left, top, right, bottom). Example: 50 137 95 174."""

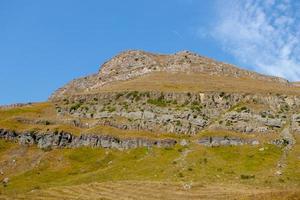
83 72 300 95
0 103 186 140
0 140 299 199
0 97 299 199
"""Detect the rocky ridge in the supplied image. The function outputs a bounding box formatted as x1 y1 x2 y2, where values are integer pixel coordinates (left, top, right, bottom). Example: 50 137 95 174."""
50 50 289 101
53 91 300 135
198 136 259 147
0 128 177 150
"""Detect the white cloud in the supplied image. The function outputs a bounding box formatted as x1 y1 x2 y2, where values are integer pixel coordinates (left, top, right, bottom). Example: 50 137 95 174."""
212 0 300 81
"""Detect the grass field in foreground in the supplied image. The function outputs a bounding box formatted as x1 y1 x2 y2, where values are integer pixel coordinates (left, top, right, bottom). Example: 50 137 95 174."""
0 97 299 199
0 137 299 199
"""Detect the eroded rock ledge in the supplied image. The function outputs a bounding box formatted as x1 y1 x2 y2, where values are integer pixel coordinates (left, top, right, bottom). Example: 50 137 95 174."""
0 128 177 150
198 136 259 147
53 91 300 135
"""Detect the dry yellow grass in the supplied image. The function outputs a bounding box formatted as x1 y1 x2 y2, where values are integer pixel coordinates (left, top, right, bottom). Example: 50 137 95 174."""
10 181 300 200
83 72 300 95
0 137 297 199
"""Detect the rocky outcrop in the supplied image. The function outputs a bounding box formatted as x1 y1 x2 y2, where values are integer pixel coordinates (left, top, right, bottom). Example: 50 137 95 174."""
52 91 300 135
0 129 177 150
211 110 285 133
0 103 33 110
49 50 289 101
291 114 300 132
198 136 259 147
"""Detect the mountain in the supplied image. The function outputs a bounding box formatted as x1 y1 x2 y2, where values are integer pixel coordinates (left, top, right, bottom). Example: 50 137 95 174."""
0 50 299 199
50 50 294 101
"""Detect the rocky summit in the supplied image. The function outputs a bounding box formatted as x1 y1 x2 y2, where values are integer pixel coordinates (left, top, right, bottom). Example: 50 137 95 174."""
0 50 300 199
50 50 289 101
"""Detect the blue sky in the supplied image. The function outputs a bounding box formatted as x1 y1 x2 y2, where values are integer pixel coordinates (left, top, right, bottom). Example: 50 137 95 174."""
1 0 299 105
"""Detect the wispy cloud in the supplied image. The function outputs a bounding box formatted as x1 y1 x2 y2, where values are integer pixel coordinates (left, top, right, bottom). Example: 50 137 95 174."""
212 0 300 81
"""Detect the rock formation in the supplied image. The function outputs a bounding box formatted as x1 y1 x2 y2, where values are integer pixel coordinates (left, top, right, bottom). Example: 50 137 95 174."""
2 50 300 150
49 50 289 101
0 128 176 150
52 91 299 135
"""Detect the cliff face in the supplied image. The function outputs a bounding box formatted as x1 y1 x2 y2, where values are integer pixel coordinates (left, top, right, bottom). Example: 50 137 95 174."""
49 50 289 101
53 90 300 135
0 128 177 150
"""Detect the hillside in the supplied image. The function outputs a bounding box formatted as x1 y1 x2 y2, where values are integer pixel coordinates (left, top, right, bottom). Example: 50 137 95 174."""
0 50 299 199
50 50 297 100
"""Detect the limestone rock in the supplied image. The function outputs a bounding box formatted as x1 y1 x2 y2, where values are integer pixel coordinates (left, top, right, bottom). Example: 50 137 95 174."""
0 128 177 150
198 136 259 147
49 50 288 101
2 177 9 186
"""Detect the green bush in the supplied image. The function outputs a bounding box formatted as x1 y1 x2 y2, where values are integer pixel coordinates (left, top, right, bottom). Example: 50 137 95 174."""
115 93 123 100
107 106 116 113
240 174 255 179
147 98 167 107
69 102 82 112
126 91 139 99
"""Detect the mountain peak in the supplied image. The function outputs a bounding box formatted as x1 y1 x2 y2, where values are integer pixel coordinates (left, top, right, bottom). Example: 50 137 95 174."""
50 50 289 101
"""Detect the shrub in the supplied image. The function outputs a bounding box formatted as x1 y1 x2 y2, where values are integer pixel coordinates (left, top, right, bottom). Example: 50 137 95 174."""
260 112 267 118
240 174 255 179
191 105 202 112
278 178 285 183
147 98 167 107
69 102 82 112
126 91 139 99
178 172 184 178
115 93 123 100
107 106 116 113
191 101 198 106
144 92 150 98
122 102 129 110
176 120 182 126
200 158 208 164
225 121 232 126
236 106 248 112
135 95 141 102
82 106 89 111
63 98 69 104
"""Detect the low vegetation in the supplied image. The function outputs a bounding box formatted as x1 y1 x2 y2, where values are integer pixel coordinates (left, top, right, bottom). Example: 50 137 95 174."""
0 140 298 199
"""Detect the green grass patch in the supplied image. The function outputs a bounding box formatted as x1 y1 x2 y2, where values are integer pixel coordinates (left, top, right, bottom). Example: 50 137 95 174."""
147 98 167 107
